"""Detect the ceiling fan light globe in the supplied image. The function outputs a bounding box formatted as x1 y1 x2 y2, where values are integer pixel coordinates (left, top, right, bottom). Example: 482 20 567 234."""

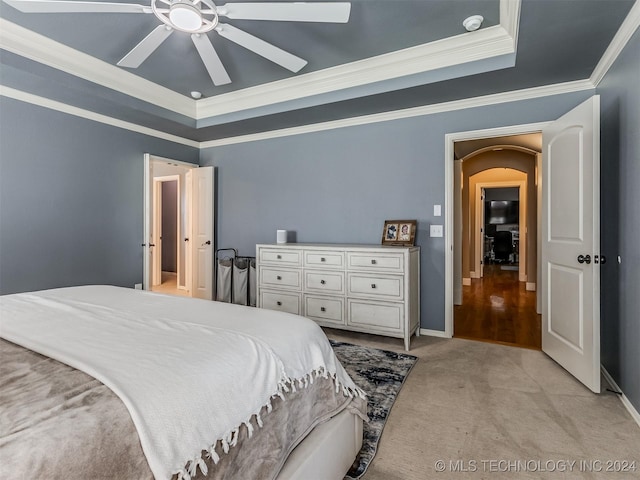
169 3 202 32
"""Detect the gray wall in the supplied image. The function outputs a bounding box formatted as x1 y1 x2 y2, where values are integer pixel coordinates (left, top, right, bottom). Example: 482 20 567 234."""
200 90 593 332
0 97 198 294
598 29 640 413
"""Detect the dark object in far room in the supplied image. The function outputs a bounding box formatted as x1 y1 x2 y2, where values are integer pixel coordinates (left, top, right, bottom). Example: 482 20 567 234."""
493 231 514 263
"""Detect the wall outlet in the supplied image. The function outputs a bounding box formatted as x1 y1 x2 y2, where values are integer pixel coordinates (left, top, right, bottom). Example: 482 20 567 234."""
134 283 143 290
430 225 444 237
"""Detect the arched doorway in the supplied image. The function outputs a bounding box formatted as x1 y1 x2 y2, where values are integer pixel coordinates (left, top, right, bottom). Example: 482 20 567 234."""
454 143 541 349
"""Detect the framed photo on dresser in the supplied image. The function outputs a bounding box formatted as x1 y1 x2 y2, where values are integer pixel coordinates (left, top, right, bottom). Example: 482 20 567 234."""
381 220 416 246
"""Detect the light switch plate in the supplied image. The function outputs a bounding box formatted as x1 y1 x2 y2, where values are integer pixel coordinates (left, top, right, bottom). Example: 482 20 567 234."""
434 204 442 216
430 225 443 237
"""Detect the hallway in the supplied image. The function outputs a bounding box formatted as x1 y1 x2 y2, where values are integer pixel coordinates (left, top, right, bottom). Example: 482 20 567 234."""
151 271 189 297
454 264 541 349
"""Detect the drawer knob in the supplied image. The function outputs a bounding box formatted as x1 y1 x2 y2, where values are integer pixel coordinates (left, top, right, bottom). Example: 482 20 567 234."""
276 301 282 306
371 259 377 265
371 284 377 289
320 307 326 312
277 255 282 259
276 276 282 280
320 257 326 262
320 279 326 285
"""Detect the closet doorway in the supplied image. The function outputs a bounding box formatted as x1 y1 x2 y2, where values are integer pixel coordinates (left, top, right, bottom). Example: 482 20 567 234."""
152 176 186 296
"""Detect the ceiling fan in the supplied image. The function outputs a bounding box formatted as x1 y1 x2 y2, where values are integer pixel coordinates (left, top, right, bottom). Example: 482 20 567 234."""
3 0 351 87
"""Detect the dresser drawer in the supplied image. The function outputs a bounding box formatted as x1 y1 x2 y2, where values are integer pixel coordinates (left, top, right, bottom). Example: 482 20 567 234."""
259 267 301 290
303 250 345 269
259 248 302 267
347 252 404 272
304 270 345 295
304 295 344 325
260 291 301 315
347 300 404 333
347 273 403 300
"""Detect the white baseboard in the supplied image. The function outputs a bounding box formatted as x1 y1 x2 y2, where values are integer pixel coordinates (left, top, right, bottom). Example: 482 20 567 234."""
601 366 640 429
526 282 536 291
462 278 471 286
420 328 452 338
470 271 480 279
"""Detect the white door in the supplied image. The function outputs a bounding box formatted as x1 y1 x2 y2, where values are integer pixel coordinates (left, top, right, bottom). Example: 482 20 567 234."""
152 179 163 286
542 96 600 393
143 154 153 290
187 167 214 300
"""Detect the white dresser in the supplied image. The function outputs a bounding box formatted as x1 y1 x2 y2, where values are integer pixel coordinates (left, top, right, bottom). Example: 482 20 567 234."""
256 243 420 350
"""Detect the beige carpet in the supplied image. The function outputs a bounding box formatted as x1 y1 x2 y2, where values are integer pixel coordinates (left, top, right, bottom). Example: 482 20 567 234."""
323 329 640 480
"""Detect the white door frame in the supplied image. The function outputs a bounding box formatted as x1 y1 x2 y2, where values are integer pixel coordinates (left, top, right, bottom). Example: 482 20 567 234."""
153 175 181 286
444 122 549 337
474 180 527 282
143 154 197 291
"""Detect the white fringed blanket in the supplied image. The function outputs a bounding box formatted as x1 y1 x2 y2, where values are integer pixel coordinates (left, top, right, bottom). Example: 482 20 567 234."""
0 286 364 480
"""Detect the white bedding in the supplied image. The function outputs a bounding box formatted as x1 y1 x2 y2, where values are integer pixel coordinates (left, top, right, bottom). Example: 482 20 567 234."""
0 286 364 480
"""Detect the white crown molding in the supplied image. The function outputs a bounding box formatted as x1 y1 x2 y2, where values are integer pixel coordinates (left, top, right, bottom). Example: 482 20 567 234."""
0 19 196 118
2 77 592 151
500 0 521 48
200 79 594 148
0 85 199 148
197 24 517 119
2 1 520 122
590 0 640 86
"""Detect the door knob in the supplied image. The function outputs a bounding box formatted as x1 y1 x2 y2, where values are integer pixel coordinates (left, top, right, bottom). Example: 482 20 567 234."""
184 238 189 242
577 254 591 264
205 240 211 245
149 243 155 247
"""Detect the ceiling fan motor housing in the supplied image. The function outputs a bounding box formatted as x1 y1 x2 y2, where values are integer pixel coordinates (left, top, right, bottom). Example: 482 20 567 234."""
152 0 219 33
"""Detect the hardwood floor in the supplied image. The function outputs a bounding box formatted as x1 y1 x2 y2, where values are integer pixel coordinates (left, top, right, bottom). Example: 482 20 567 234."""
454 264 541 349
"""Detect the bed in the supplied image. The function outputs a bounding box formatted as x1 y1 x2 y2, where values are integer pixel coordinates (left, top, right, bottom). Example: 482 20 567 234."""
0 286 366 480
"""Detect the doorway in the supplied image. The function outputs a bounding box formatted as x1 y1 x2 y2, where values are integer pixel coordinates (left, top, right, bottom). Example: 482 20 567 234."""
445 96 602 393
151 176 187 297
454 144 540 349
143 154 215 300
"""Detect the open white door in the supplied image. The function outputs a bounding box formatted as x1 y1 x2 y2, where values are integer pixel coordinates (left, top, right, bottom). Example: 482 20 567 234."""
187 167 214 300
542 96 600 393
143 154 153 290
152 179 163 286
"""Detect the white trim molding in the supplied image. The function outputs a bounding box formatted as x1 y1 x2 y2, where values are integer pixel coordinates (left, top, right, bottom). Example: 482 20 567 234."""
590 0 640 86
0 85 199 148
601 366 640 429
0 19 195 118
0 0 521 123
420 328 452 339
197 19 518 119
200 80 593 148
462 278 472 286
526 282 536 291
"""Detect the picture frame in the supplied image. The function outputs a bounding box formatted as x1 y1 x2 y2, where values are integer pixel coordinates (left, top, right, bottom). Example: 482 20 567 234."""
381 220 417 246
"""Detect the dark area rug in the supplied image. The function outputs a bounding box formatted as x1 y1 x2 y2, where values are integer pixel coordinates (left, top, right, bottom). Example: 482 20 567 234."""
330 340 418 479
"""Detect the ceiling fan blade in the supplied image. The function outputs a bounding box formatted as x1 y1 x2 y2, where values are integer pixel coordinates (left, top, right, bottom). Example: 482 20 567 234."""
2 0 149 13
191 34 231 86
217 2 351 23
215 23 307 73
117 26 173 68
